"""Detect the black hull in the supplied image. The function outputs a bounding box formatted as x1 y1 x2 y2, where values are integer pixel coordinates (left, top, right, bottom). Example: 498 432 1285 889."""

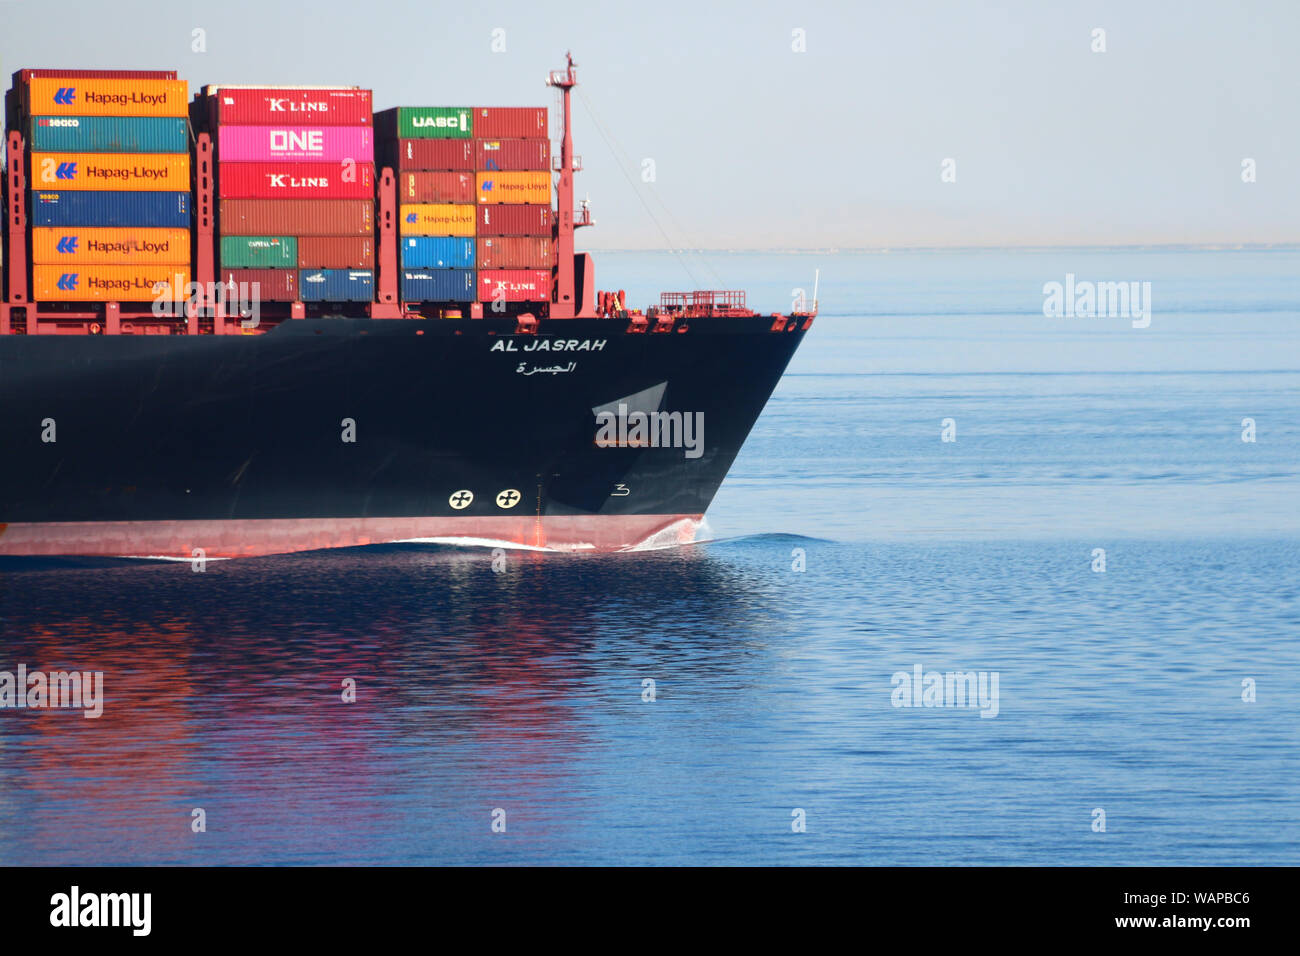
0 315 808 554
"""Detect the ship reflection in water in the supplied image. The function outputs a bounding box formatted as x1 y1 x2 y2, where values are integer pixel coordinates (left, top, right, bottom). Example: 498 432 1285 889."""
3 533 1298 866
0 542 803 865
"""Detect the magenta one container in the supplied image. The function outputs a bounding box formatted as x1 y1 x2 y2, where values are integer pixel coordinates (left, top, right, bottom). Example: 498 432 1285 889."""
217 125 374 162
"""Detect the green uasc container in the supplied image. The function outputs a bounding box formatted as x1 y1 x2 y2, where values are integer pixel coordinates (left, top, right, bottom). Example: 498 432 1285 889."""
221 236 297 268
398 106 472 139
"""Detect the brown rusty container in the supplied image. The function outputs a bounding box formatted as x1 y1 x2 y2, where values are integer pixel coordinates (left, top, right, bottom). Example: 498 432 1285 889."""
297 236 374 269
17 69 177 81
475 203 551 236
399 171 474 204
218 199 373 236
473 107 547 139
476 236 552 269
475 138 550 171
219 267 297 302
394 139 474 170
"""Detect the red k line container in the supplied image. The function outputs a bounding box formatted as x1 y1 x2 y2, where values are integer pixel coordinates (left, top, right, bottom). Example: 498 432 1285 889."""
473 107 547 139
476 203 552 236
219 199 373 236
477 269 551 302
220 267 297 302
400 171 473 203
206 87 372 126
218 161 375 199
395 139 474 170
475 138 550 171
477 236 553 269
297 236 374 269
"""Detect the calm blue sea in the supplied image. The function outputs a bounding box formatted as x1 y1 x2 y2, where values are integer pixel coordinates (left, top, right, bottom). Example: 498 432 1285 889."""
2 249 1298 865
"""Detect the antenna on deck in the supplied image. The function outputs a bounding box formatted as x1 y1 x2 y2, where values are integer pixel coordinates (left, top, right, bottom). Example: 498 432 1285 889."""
547 52 586 317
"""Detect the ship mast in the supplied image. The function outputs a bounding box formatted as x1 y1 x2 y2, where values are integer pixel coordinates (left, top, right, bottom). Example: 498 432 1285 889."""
547 52 590 318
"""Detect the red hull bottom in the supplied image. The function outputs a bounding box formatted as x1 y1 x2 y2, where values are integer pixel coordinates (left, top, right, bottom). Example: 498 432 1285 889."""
0 514 704 558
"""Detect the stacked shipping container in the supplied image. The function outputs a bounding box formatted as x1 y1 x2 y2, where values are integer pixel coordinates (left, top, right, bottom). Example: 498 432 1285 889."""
7 73 560 312
208 86 375 302
378 105 552 304
19 71 191 302
473 107 553 305
378 106 475 303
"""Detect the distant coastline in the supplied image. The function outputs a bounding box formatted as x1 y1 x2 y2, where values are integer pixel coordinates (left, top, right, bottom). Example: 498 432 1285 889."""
586 243 1300 255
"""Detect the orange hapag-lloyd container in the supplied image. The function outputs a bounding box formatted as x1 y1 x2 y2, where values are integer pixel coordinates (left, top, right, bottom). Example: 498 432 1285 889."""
30 153 190 191
31 227 191 264
399 203 475 236
24 78 189 117
32 265 191 302
474 171 551 204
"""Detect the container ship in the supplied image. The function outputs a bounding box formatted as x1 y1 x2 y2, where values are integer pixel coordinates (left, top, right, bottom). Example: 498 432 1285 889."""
0 55 814 558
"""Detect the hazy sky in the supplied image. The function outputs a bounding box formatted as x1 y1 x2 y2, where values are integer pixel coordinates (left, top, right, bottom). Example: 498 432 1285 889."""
2 0 1296 249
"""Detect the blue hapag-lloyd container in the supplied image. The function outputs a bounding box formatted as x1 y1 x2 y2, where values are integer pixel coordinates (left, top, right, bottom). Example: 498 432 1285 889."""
29 190 191 228
401 237 475 269
401 269 475 302
298 269 374 302
28 116 189 153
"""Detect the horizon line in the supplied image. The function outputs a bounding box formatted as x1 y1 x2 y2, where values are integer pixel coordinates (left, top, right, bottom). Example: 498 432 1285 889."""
583 242 1300 255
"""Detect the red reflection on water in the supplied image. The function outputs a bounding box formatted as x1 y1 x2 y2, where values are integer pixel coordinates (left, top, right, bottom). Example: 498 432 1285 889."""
7 617 198 861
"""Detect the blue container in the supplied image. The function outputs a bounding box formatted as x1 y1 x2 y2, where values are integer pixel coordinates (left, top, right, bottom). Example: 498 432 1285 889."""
30 190 191 228
401 269 475 302
28 116 189 153
299 269 374 302
401 236 475 269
